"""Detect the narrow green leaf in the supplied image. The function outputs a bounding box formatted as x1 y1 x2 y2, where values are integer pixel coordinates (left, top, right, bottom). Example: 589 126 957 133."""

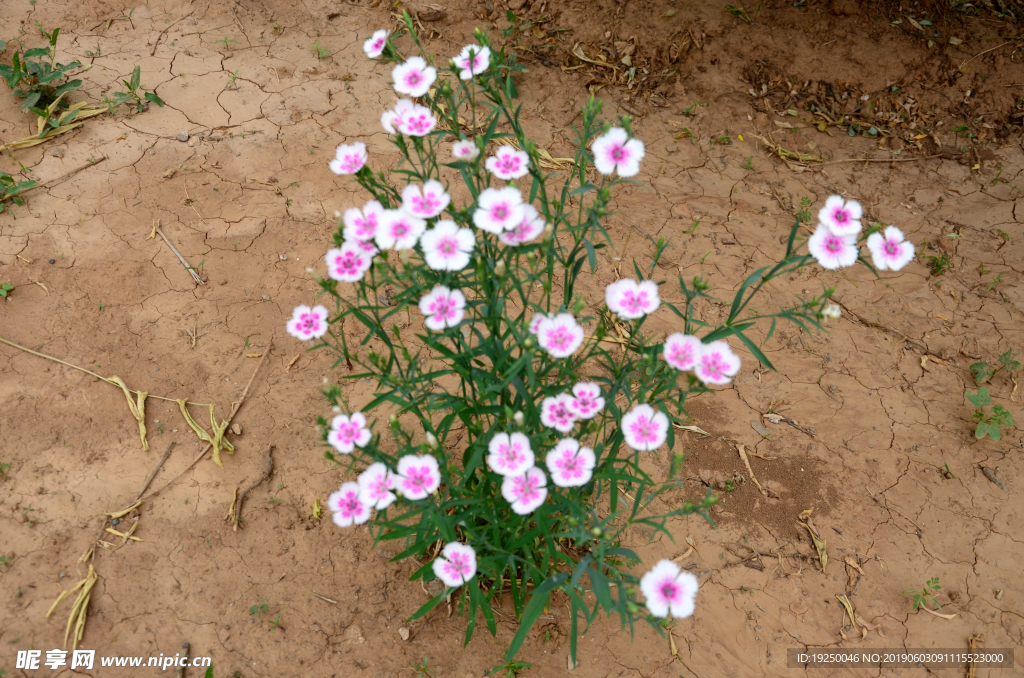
506 572 568 660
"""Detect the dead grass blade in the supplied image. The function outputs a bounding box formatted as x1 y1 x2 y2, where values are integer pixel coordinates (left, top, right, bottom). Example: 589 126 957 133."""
46 564 98 650
798 513 828 573
736 444 767 496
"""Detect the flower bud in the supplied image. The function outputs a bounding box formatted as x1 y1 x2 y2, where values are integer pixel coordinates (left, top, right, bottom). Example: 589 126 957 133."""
571 297 585 315
541 223 554 243
389 413 399 426
590 526 603 538
523 336 534 349
322 377 330 385
626 601 639 615
568 516 579 527
332 406 342 414
425 431 439 449
494 260 507 276
513 410 524 427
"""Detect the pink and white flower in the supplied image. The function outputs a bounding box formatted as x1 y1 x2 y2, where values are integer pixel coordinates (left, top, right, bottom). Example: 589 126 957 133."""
327 482 371 527
621 404 669 451
420 220 475 271
432 542 477 587
418 285 466 331
358 462 396 510
808 224 859 270
605 279 660 320
343 200 384 242
363 29 388 59
328 412 373 454
487 432 534 476
485 145 530 181
591 127 645 177
453 44 491 80
640 560 698 619
498 204 545 246
329 142 367 175
402 180 450 219
866 225 914 271
452 139 480 161
818 195 862 237
662 333 703 371
381 99 416 134
536 313 585 359
397 104 437 137
528 312 553 335
545 438 596 488
325 242 373 282
693 340 741 386
392 56 436 98
473 187 526 234
376 209 426 250
395 454 441 500
540 394 578 433
287 304 330 341
569 382 604 419
501 466 548 515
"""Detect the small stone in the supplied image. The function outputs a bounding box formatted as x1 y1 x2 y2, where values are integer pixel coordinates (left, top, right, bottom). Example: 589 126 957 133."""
176 131 189 142
48 258 55 264
112 518 120 526
398 626 410 640
231 424 242 436
261 294 270 301
666 144 678 154
59 571 66 578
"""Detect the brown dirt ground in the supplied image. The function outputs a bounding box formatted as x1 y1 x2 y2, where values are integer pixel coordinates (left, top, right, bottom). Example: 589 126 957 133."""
2 0 1023 676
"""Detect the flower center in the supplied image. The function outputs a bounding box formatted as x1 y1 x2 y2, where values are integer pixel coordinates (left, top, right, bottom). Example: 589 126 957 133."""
394 223 408 237
834 209 848 223
885 241 898 255
661 582 678 600
611 146 625 161
825 237 842 253
439 238 457 255
493 204 508 219
408 72 421 85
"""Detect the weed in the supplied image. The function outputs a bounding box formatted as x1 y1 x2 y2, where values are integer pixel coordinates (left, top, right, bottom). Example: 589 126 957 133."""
411 657 433 678
0 27 82 112
249 598 270 620
725 1 762 24
683 219 700 234
101 65 165 112
796 196 812 224
0 283 14 298
984 271 1004 292
489 660 532 678
742 156 753 170
0 554 13 568
215 36 238 50
680 99 707 115
0 462 10 477
710 135 732 146
225 70 239 90
966 387 1015 441
997 229 1010 243
21 505 35 528
950 125 975 138
84 45 102 58
970 350 1019 385
903 576 941 610
311 40 329 59
923 251 950 276
942 463 955 479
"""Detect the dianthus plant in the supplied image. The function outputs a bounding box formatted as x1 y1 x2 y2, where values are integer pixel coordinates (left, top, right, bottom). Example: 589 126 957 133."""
294 14 910 666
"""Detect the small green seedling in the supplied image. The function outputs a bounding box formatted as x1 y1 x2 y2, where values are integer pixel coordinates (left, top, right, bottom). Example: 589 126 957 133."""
966 387 1015 441
215 36 237 50
0 283 14 297
924 252 950 276
249 598 270 620
970 350 1019 385
985 271 1004 292
411 656 433 678
725 1 761 24
0 554 13 568
796 196 812 224
489 660 532 678
225 70 239 89
311 40 329 59
101 65 164 112
903 576 942 610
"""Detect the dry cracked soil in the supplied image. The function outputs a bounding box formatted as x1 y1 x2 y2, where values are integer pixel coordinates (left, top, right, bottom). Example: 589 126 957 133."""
1 0 1023 676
